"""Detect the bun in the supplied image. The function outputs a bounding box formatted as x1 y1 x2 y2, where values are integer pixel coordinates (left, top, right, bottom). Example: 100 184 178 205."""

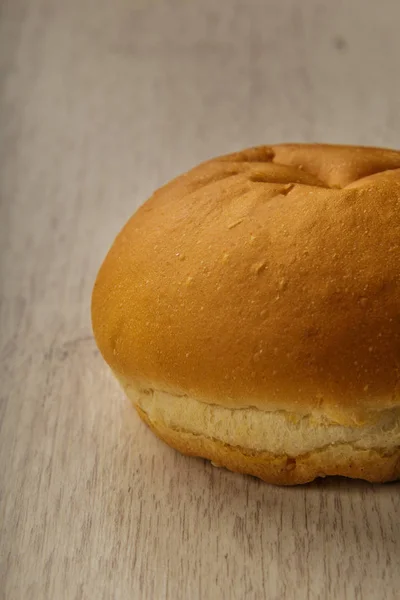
92 144 400 484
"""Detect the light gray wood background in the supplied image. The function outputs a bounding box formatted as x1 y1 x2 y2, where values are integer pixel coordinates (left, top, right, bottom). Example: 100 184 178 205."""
1 1 400 598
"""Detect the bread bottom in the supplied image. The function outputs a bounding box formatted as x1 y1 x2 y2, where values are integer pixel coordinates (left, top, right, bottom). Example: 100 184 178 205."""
134 404 400 485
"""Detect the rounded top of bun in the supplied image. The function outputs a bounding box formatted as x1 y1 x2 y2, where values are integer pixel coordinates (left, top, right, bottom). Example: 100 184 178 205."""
92 144 400 424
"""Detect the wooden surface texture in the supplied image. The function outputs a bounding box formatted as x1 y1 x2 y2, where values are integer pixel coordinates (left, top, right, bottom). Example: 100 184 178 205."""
1 1 400 598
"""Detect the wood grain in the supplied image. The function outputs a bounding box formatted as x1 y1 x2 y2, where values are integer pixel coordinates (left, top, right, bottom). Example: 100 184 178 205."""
1 1 400 598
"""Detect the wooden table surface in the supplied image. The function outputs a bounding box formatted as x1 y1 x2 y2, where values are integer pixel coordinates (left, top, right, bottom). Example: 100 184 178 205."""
1 1 400 598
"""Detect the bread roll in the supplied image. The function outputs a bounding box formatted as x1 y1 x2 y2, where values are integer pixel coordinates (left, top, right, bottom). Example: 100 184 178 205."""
92 144 400 484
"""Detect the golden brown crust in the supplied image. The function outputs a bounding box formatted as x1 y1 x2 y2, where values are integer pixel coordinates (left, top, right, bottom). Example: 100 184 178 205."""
135 404 400 485
92 143 400 424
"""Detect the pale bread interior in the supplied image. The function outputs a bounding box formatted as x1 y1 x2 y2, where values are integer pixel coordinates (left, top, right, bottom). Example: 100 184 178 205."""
122 380 400 456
